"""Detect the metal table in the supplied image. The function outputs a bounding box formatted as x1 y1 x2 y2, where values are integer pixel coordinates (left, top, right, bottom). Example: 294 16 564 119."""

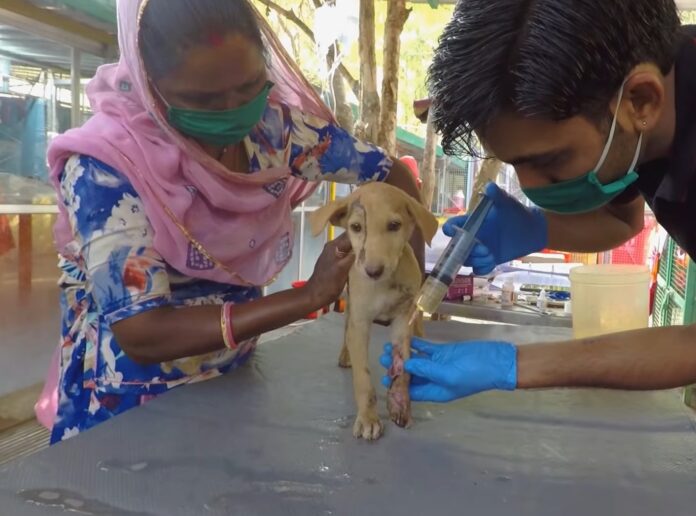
439 300 572 328
1 315 695 515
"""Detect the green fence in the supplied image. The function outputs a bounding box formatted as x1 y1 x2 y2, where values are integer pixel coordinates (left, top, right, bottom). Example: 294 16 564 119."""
653 237 696 407
653 238 696 327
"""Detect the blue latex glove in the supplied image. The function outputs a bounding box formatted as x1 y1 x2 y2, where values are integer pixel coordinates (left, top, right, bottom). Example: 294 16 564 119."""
380 338 517 403
443 183 548 275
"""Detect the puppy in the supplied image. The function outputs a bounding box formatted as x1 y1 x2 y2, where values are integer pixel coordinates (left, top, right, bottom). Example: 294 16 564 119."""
310 182 438 440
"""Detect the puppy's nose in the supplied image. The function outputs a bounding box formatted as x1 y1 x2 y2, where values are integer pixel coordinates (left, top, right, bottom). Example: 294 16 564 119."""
365 265 385 280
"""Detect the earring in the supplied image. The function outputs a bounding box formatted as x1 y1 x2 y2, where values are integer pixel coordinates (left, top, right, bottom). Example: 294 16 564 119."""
642 120 648 127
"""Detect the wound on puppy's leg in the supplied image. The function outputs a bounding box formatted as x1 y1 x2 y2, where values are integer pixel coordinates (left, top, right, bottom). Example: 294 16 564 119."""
389 347 405 379
387 344 412 428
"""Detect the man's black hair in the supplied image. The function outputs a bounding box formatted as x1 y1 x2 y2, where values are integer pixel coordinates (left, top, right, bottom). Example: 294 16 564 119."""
428 0 681 156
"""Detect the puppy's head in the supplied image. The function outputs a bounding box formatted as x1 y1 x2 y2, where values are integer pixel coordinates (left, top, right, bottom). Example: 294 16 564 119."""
309 182 438 281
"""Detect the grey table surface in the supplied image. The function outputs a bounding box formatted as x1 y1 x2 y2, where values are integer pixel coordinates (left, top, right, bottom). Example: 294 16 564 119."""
1 315 696 516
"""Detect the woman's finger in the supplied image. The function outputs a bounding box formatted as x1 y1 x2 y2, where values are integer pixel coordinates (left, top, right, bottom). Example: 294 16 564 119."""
335 252 355 271
333 233 353 256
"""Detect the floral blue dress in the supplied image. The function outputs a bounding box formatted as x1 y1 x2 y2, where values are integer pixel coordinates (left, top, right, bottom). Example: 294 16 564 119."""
51 102 391 444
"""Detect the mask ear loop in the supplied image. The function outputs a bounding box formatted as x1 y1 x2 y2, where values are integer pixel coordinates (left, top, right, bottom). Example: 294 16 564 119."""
628 132 644 172
593 82 626 172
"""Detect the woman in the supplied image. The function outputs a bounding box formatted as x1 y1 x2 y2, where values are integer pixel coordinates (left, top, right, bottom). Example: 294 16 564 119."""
43 0 421 444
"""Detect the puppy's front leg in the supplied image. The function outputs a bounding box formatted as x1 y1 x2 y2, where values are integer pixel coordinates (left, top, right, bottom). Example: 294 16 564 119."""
387 313 413 428
346 314 383 440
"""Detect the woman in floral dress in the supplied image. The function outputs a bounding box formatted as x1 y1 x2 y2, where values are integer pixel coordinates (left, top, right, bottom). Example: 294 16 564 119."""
42 0 422 444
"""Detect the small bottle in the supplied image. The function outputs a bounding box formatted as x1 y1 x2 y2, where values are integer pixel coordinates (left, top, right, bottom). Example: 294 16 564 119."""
501 279 514 308
536 289 548 311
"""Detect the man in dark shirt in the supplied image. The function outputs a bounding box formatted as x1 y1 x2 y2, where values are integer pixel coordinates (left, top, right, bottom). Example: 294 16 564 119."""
380 0 696 403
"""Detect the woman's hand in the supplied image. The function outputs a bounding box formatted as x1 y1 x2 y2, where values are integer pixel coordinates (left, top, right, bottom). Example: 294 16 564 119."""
306 233 355 307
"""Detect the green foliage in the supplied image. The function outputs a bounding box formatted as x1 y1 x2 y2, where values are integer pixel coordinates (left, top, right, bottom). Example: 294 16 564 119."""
681 10 696 25
253 0 453 137
373 2 454 135
256 3 696 138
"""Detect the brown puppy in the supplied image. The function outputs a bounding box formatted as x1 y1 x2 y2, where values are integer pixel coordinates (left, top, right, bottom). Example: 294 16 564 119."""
310 182 438 440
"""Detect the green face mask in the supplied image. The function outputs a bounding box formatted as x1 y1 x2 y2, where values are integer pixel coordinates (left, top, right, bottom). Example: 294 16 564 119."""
165 81 273 147
522 83 643 214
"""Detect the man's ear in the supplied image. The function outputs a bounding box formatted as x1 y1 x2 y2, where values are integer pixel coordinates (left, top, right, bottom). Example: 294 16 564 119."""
624 68 666 133
309 196 350 237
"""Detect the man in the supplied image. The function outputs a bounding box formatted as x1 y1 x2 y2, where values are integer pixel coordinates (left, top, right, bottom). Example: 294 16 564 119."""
381 0 696 403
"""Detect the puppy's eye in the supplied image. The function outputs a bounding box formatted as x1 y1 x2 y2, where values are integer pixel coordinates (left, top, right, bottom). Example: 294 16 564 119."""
350 223 362 233
387 221 402 232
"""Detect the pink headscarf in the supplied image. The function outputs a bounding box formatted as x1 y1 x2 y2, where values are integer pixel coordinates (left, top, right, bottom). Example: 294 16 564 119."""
48 0 335 286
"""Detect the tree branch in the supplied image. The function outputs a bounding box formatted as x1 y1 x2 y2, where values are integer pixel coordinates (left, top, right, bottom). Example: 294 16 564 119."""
256 0 360 98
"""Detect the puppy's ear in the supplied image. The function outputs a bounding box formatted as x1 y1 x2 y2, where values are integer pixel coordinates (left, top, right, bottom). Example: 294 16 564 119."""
309 196 351 237
405 195 439 246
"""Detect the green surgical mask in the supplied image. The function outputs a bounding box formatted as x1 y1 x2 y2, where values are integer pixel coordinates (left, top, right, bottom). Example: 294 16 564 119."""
522 83 643 214
165 81 273 147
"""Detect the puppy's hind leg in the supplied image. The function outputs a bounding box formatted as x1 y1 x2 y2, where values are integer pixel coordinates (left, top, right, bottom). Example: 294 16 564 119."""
338 341 352 368
387 313 413 429
338 286 352 368
338 328 352 369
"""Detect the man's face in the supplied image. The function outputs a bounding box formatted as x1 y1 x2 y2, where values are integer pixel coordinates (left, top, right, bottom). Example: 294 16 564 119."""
482 110 639 189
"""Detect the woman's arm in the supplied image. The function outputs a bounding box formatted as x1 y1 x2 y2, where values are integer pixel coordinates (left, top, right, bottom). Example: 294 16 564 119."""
113 284 317 365
113 234 354 365
60 155 355 366
518 324 696 390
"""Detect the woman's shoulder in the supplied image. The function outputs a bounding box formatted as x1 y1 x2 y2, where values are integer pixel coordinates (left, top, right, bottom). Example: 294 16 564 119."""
60 153 140 216
61 154 135 194
62 154 126 181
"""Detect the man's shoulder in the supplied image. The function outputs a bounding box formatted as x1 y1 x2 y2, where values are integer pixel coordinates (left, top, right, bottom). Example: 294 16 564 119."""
681 25 696 39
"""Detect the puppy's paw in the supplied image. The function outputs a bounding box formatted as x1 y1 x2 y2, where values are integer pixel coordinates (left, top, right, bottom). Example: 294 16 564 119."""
352 412 384 441
387 375 412 429
338 347 352 368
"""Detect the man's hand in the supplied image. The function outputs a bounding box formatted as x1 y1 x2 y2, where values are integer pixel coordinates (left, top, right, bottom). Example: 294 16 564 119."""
379 338 518 402
443 182 548 274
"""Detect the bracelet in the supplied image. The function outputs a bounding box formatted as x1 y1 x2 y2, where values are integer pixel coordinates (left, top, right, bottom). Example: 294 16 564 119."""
220 302 237 351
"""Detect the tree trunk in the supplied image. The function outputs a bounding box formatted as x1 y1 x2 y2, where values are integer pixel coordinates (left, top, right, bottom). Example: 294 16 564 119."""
255 0 360 98
377 0 411 154
327 44 354 132
468 158 504 210
275 13 301 61
356 0 380 143
421 108 438 210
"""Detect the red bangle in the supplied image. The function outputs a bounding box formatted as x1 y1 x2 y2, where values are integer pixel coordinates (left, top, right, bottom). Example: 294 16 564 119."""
220 302 237 351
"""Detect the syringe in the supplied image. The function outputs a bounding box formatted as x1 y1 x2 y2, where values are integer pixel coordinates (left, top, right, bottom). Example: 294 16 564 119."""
413 192 494 317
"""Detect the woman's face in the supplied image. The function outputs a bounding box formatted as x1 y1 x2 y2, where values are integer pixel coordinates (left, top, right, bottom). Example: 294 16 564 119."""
154 33 267 111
